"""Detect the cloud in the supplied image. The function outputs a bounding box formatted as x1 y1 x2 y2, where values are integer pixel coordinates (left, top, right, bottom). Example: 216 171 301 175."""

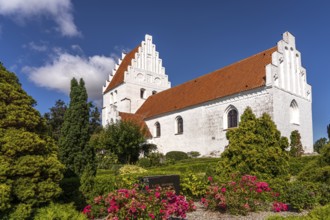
23 41 48 52
0 0 80 37
23 52 116 103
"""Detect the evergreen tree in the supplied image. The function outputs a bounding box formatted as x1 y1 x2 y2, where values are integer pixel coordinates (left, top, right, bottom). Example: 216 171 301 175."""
314 137 328 153
58 78 96 177
216 107 289 179
289 130 304 157
0 63 64 219
44 99 67 142
88 102 102 135
327 124 330 141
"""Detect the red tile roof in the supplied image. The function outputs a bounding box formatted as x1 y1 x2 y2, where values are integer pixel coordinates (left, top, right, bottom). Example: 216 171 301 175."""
136 46 277 119
119 112 152 138
103 45 140 93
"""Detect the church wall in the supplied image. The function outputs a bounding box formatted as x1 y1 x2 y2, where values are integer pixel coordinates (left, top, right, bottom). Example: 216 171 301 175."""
145 87 274 156
272 87 313 153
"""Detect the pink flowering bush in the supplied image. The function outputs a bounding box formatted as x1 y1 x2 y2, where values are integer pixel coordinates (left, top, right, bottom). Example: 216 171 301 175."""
201 175 287 215
272 201 288 212
83 185 196 219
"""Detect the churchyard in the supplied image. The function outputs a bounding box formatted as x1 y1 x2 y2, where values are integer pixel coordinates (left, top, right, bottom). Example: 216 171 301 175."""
1 62 330 219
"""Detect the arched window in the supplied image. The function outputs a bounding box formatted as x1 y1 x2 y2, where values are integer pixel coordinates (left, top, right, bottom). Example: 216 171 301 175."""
290 100 299 124
155 122 161 137
176 116 183 134
152 90 157 95
223 105 238 129
140 88 146 99
228 109 238 128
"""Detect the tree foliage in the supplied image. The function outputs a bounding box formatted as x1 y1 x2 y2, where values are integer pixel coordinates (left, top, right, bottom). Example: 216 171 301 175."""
289 130 304 157
88 102 102 135
58 78 96 177
44 99 67 142
0 63 64 218
327 124 330 140
216 107 289 179
314 137 328 154
92 120 149 164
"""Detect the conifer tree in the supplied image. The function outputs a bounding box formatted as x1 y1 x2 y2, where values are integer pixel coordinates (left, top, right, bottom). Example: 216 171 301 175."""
58 78 96 177
0 63 64 219
216 107 289 179
44 99 67 142
327 124 330 141
289 130 304 157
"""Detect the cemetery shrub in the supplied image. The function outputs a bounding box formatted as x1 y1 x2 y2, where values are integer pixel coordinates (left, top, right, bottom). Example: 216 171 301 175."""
137 157 152 168
118 165 147 175
33 203 87 220
166 151 189 162
216 107 289 180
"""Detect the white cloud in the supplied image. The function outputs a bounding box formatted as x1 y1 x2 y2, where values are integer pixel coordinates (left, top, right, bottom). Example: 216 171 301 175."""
0 0 80 37
23 41 48 52
23 52 116 102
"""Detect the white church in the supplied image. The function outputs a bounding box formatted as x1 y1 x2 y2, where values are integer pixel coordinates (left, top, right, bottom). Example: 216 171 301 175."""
102 32 313 156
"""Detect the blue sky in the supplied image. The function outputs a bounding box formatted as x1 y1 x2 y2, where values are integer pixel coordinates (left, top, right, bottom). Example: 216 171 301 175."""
0 0 329 142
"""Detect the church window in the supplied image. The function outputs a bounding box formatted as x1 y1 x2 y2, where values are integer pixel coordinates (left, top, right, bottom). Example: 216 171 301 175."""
152 90 157 95
223 105 239 129
114 90 117 103
175 116 183 134
228 109 238 128
110 92 114 104
140 88 146 99
155 122 161 137
290 100 299 124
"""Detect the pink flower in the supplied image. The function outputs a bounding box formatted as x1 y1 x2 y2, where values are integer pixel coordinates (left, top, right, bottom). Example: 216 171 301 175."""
148 213 155 219
208 176 213 182
221 187 226 193
155 191 161 198
243 203 250 210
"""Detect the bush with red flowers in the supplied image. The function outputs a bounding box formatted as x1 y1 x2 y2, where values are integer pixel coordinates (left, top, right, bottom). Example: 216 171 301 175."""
201 175 287 215
83 185 196 219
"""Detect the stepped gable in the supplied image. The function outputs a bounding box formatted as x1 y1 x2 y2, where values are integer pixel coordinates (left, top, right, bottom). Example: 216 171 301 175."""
103 45 140 93
119 112 152 138
136 46 277 119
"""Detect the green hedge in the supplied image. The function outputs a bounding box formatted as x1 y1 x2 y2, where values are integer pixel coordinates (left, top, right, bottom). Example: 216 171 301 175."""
33 203 87 220
165 151 188 161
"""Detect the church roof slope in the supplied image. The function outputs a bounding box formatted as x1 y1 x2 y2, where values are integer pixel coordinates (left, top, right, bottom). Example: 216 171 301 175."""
136 46 277 119
119 112 152 138
103 45 140 93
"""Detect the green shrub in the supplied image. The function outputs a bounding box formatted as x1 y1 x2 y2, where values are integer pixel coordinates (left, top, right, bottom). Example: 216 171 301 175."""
58 177 86 210
137 158 151 168
306 204 330 219
288 155 319 176
298 144 330 184
216 108 290 180
181 172 208 199
166 151 188 161
282 181 319 212
118 165 147 175
33 203 87 220
187 151 201 158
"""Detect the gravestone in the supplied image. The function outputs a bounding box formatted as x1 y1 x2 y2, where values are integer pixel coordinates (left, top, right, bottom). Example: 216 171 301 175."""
141 175 180 195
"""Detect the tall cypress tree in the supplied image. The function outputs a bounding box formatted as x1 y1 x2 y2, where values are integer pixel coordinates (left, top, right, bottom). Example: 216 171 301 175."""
289 130 304 157
59 78 95 177
0 63 64 219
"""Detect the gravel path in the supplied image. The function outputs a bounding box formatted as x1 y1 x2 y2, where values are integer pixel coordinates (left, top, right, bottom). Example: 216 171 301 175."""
185 202 309 220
